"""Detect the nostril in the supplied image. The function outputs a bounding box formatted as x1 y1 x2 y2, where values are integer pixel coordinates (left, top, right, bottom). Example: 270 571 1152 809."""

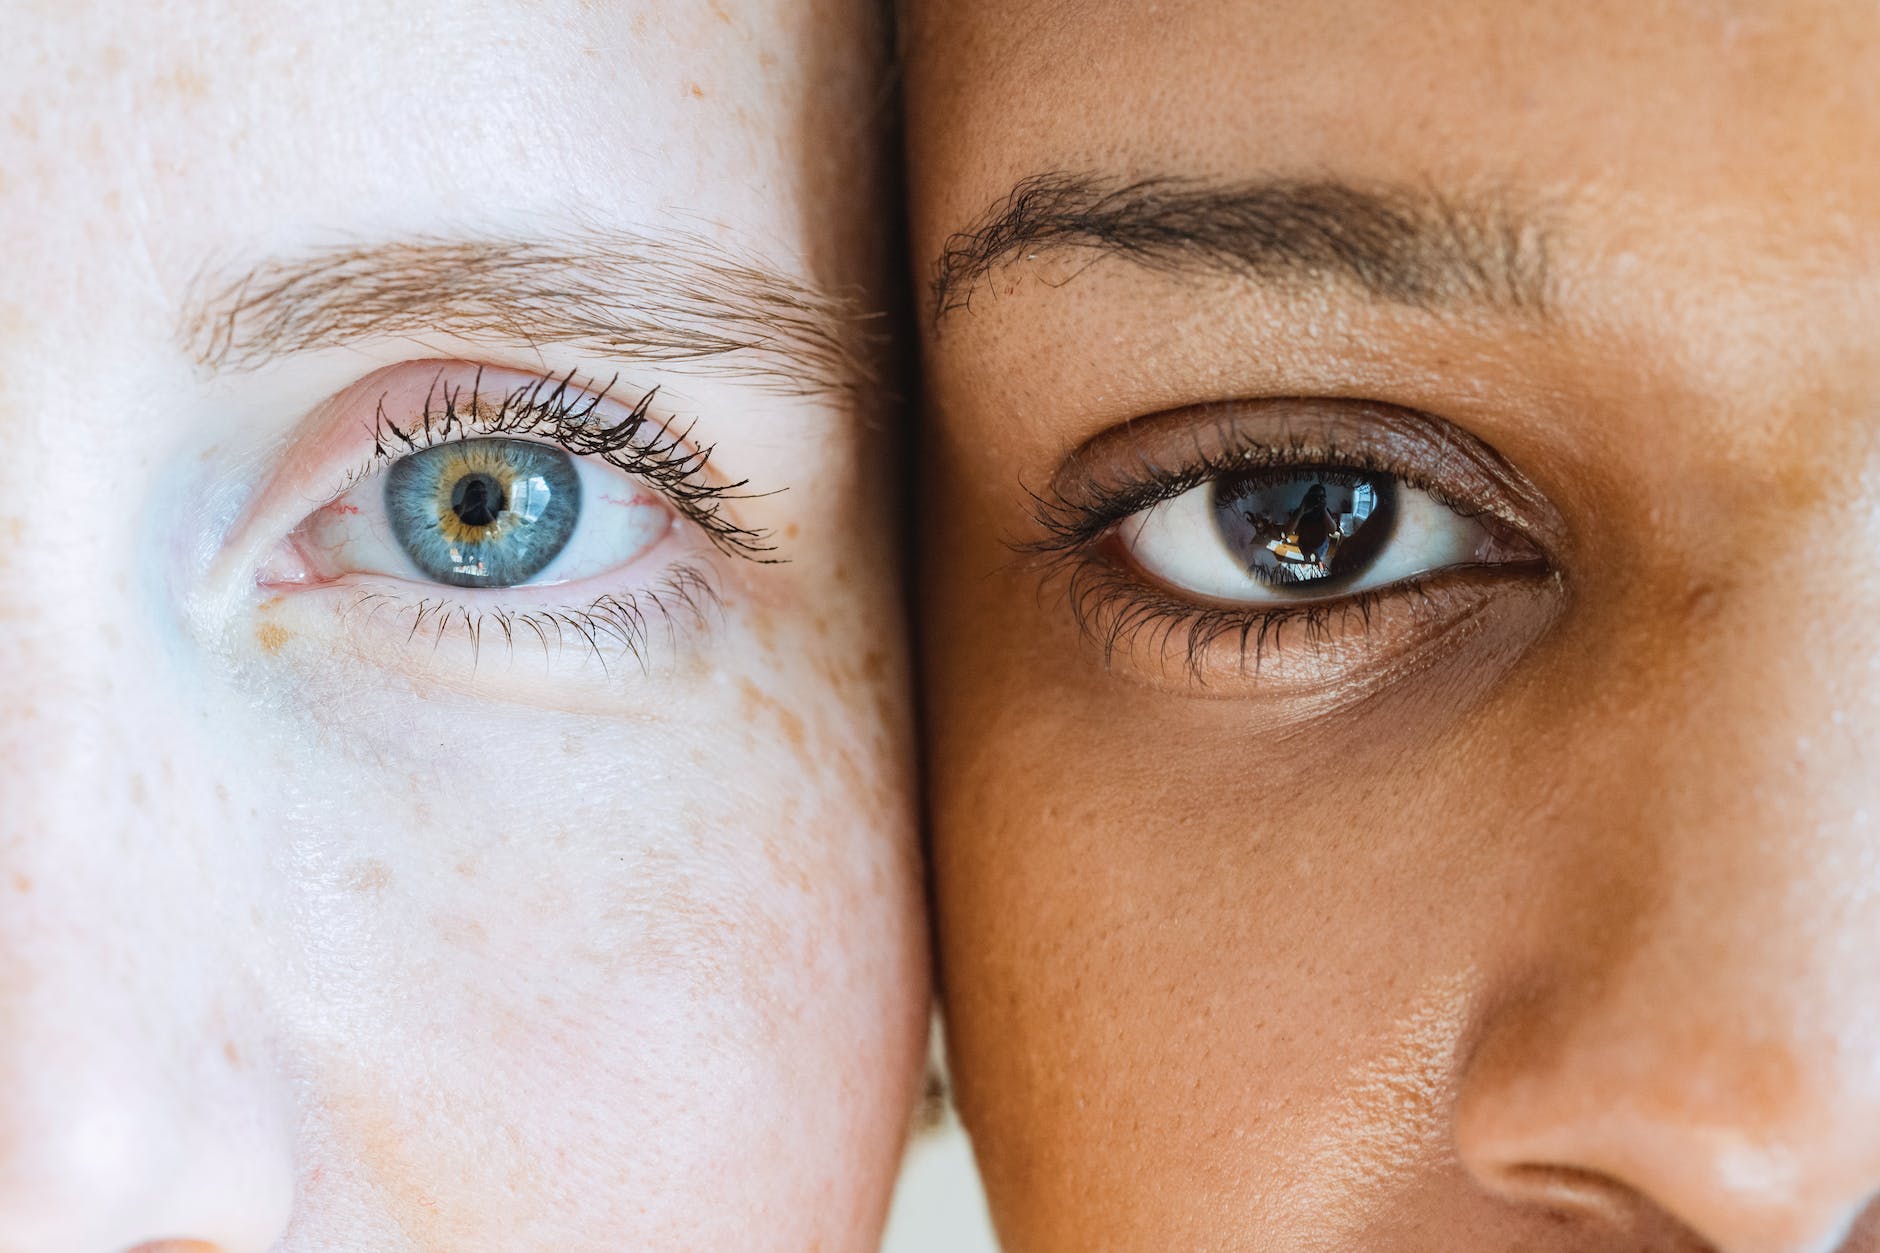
1492 1162 1652 1224
1484 1164 1716 1248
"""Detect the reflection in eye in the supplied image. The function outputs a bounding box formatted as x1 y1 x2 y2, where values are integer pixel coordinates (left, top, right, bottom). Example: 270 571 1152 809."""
1122 467 1500 603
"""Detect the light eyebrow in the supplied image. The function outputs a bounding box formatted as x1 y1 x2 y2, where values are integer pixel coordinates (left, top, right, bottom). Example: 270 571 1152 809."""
183 228 879 399
930 172 1552 323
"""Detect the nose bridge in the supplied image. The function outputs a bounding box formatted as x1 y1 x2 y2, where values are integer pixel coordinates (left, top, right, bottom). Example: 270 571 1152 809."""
1457 549 1880 1249
1630 548 1880 1007
0 507 296 1249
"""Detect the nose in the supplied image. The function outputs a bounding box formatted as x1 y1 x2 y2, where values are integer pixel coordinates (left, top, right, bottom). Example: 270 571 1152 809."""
0 581 297 1251
1453 559 1880 1252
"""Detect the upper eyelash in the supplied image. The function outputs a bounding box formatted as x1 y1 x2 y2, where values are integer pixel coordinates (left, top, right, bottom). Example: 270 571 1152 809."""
368 366 778 562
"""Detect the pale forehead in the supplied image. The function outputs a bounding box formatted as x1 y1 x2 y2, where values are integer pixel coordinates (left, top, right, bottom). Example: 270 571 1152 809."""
1 1 865 316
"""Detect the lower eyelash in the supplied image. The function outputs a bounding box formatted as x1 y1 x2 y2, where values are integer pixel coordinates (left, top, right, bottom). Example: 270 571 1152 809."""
1042 551 1396 678
1040 547 1534 684
339 563 721 677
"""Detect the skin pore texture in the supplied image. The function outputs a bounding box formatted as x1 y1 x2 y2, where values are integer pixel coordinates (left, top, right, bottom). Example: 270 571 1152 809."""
908 3 1880 1252
0 3 924 1250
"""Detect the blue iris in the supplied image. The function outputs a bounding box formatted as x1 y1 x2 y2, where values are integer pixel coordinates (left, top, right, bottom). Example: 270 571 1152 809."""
384 438 582 588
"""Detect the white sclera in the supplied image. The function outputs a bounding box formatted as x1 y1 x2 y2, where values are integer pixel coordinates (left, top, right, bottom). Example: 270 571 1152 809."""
1121 478 1495 603
298 447 674 588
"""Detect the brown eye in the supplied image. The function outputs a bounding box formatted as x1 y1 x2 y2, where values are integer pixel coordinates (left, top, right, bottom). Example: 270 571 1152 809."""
1209 470 1397 594
1120 466 1511 605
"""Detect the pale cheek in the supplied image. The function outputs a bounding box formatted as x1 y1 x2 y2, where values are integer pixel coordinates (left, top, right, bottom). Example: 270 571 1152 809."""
228 604 920 1246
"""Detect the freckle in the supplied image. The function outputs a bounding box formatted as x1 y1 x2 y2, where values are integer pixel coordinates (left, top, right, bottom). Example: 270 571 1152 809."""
746 606 777 650
214 783 230 805
222 1040 241 1067
256 622 290 653
861 649 887 682
454 859 478 879
127 772 147 805
737 676 770 720
783 523 799 540
10 872 31 894
163 64 210 101
433 915 487 948
258 595 283 612
343 859 394 894
686 81 706 98
777 706 806 751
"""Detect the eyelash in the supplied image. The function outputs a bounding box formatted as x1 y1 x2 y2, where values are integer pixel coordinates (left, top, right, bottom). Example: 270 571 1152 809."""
1020 425 1532 675
365 367 776 562
338 565 721 678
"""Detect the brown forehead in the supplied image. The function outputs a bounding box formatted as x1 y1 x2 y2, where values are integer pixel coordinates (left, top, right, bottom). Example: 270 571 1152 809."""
905 1 1880 255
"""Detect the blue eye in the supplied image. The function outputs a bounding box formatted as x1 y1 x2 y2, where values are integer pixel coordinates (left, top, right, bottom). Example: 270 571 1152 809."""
289 433 675 592
384 438 582 588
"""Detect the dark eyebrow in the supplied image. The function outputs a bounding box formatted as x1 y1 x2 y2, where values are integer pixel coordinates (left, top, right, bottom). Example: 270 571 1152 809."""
183 228 879 399
929 173 1551 323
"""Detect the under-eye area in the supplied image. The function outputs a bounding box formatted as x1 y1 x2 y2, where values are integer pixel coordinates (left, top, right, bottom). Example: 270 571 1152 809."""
242 361 776 683
1021 397 1566 692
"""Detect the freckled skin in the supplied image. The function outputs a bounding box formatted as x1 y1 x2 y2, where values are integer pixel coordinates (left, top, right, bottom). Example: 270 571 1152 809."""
0 3 923 1251
910 3 1880 1251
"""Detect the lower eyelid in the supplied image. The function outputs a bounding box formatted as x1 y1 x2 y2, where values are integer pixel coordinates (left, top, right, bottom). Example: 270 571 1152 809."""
1048 539 1556 699
249 561 726 700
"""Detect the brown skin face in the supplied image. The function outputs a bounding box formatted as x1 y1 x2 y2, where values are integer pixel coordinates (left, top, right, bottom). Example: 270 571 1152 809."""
908 3 1880 1250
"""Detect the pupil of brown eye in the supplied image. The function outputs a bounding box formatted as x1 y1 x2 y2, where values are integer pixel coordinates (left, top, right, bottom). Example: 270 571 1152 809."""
450 473 507 529
1210 470 1395 588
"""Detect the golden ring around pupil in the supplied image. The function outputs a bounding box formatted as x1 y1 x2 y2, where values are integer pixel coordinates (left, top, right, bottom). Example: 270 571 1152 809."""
429 445 521 546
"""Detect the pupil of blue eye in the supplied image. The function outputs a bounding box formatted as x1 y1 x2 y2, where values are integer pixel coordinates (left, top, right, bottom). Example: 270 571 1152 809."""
1209 469 1397 590
384 438 582 588
451 474 505 528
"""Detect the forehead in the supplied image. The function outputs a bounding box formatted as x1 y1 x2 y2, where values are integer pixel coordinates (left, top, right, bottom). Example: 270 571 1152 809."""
4 2 870 315
908 1 1880 250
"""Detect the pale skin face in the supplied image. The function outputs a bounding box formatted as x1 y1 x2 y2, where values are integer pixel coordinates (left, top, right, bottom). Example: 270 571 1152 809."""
909 3 1880 1250
0 3 924 1250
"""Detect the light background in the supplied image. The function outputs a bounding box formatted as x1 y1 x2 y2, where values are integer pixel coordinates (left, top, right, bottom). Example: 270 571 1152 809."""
881 1108 1000 1252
